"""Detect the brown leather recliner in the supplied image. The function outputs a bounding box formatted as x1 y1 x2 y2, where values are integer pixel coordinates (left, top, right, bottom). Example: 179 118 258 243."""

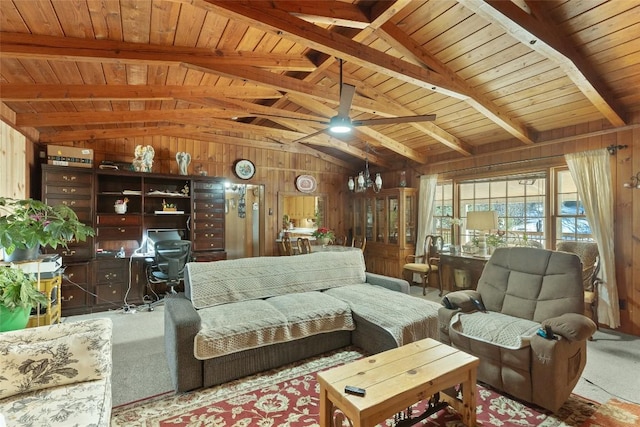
438 247 596 412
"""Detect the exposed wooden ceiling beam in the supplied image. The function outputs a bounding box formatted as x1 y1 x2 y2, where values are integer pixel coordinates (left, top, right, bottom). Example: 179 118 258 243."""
324 67 475 156
377 22 535 145
276 1 371 29
0 32 316 71
193 0 468 99
0 84 283 101
459 0 626 127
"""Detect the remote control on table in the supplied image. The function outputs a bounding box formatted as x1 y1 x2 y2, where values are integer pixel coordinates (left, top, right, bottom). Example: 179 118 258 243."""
344 385 366 397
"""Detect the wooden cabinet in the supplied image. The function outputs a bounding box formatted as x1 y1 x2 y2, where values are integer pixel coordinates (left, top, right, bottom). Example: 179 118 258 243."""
40 165 226 315
41 165 95 262
350 188 417 278
60 262 91 315
438 253 488 292
192 179 225 255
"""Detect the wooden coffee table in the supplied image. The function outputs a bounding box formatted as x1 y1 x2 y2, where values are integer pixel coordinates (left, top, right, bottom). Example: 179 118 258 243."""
317 338 479 427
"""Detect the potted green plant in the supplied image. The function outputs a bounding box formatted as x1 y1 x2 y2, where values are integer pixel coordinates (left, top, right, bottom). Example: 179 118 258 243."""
0 266 48 331
0 197 95 262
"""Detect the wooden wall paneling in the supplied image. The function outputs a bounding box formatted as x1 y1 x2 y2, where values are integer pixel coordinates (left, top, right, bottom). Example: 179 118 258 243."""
630 127 640 335
0 121 27 198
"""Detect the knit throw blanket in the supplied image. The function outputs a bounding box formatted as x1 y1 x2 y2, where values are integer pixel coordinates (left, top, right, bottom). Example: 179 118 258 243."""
187 251 367 309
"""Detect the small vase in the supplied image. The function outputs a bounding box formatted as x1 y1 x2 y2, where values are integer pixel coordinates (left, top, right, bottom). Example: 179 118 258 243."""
319 237 330 246
0 305 31 332
3 245 40 262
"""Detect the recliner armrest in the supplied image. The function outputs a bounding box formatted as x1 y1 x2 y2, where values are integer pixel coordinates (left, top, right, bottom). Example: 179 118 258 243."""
441 290 481 312
542 313 597 342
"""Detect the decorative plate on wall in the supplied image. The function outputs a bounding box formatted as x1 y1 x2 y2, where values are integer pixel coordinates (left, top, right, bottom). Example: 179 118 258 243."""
234 159 255 180
296 175 317 193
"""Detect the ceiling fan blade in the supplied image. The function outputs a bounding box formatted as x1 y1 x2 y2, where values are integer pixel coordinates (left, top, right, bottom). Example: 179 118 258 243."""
352 114 436 127
336 83 356 118
292 128 328 144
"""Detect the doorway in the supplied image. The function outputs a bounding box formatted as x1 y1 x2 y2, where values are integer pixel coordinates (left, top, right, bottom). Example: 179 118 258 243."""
224 183 262 259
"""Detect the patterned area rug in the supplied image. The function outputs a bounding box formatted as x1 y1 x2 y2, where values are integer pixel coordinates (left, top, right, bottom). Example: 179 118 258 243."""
111 348 599 427
580 398 640 427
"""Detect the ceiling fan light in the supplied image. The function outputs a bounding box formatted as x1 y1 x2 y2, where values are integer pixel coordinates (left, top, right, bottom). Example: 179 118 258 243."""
347 177 355 191
328 115 352 133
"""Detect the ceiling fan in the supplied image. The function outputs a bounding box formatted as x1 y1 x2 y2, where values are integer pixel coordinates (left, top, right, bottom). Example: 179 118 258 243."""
292 59 437 143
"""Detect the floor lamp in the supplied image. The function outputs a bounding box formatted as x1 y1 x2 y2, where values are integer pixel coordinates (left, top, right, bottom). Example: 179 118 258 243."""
466 211 499 256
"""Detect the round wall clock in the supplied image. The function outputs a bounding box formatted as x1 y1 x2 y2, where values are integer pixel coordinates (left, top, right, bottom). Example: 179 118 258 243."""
234 159 256 180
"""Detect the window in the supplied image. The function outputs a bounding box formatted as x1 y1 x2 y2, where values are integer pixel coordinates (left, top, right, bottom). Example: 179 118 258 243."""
433 168 593 250
555 169 593 243
433 181 454 244
458 174 546 247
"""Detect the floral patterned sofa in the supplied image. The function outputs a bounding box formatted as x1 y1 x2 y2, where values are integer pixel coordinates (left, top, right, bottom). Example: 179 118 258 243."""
0 318 112 427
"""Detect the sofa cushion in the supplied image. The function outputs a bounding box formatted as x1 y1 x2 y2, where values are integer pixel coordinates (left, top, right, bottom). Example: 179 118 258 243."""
186 250 367 309
450 311 540 350
0 318 112 400
194 292 354 360
324 283 440 346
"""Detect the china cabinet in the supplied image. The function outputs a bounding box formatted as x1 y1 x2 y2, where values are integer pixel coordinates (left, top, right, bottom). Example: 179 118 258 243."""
349 187 416 278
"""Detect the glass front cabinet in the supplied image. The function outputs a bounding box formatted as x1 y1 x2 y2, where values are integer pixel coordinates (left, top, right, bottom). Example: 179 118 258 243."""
350 187 416 278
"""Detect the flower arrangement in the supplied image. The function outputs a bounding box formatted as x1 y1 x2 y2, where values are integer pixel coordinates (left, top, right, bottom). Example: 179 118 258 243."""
0 197 94 258
311 227 334 240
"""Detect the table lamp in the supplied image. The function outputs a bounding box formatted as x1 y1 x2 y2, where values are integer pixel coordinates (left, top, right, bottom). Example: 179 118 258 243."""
466 211 498 256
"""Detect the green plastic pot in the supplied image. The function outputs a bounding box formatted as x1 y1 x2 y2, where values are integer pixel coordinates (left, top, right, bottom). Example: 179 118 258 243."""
0 304 31 332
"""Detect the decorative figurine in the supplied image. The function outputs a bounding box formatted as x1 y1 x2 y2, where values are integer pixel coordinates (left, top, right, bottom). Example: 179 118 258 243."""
133 145 154 172
176 152 191 175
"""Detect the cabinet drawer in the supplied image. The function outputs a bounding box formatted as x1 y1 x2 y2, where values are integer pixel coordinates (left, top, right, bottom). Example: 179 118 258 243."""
42 196 93 211
192 251 227 262
193 180 224 191
192 236 224 251
96 283 123 302
95 259 128 284
43 183 93 197
193 201 223 211
193 211 224 221
97 214 141 226
61 283 89 309
193 191 224 201
96 226 141 240
193 221 224 233
62 262 90 285
43 241 94 261
43 169 93 185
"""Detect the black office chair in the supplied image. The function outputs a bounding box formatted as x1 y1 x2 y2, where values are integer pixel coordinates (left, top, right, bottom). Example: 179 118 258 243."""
145 240 191 310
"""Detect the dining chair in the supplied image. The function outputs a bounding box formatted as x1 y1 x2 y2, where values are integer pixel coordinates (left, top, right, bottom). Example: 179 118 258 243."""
331 235 348 246
279 236 294 256
403 235 443 295
297 237 312 254
556 241 600 335
352 235 366 252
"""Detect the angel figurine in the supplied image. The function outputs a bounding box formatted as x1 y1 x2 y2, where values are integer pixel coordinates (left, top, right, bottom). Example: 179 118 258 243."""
133 144 155 172
176 152 191 175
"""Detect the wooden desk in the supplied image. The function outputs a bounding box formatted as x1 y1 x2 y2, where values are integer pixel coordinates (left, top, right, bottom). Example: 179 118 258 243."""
438 253 489 294
317 338 479 427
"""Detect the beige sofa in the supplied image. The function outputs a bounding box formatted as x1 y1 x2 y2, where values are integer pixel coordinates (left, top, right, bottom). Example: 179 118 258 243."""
438 247 596 412
165 250 442 392
0 318 112 427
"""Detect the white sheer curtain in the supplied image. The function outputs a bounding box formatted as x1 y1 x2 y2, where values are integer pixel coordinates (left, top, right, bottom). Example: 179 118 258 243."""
414 174 438 271
566 149 620 328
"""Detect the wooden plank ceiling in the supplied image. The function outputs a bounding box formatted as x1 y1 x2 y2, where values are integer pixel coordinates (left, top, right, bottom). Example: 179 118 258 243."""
1 0 638 170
